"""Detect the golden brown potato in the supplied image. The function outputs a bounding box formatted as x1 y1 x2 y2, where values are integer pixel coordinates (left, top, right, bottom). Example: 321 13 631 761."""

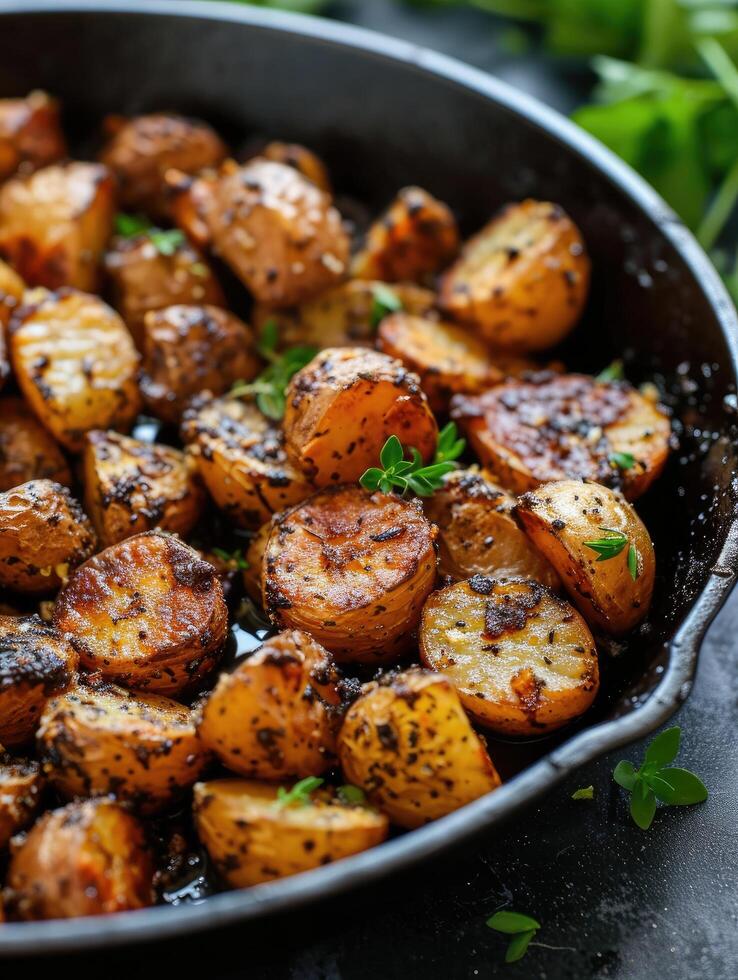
205 159 350 306
452 373 670 499
0 757 43 849
82 429 205 547
338 668 501 828
352 186 459 284
99 112 227 220
439 200 590 352
0 91 66 181
166 167 218 248
4 798 153 920
420 578 599 734
0 162 115 290
517 479 655 634
244 521 272 604
139 304 260 424
252 141 331 192
284 347 437 486
423 469 560 589
37 681 210 814
104 233 224 347
10 289 142 452
264 486 437 662
0 614 78 747
0 256 24 328
53 530 227 697
0 396 71 491
0 480 96 594
193 778 388 887
181 394 313 528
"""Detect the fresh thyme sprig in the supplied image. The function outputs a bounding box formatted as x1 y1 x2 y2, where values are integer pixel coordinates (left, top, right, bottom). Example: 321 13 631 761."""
486 910 541 964
274 776 324 809
211 546 249 571
114 212 186 256
609 451 635 470
360 422 465 497
583 527 640 582
370 283 403 330
596 359 625 382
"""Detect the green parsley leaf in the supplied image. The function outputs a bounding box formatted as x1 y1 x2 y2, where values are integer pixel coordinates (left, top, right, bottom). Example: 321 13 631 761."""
583 527 628 560
274 776 324 809
644 725 680 767
336 784 366 806
115 213 186 256
610 451 635 470
596 359 625 382
486 909 540 964
572 785 594 800
211 546 249 571
370 283 403 330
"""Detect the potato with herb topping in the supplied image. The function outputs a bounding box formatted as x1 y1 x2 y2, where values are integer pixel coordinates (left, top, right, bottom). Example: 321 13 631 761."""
0 91 66 181
0 756 44 849
0 397 72 491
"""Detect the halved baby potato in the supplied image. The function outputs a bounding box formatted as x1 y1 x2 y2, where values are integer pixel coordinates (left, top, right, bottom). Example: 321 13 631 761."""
0 756 44 849
284 347 437 486
264 486 437 662
517 479 655 634
338 668 501 828
193 778 389 888
53 530 228 697
452 373 670 499
0 396 72 491
198 629 340 779
439 199 589 352
0 91 67 181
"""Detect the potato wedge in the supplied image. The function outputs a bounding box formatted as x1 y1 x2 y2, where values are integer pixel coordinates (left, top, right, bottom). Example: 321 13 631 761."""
439 200 590 352
0 480 96 594
420 578 599 734
0 757 43 849
244 521 272 604
181 394 313 528
517 479 655 634
139 304 260 424
338 668 501 828
53 530 227 697
37 681 210 813
0 396 71 491
0 614 78 747
252 141 331 192
4 798 153 920
10 289 142 452
263 486 437 662
351 186 459 284
0 162 115 290
452 373 670 499
284 347 437 486
193 778 388 887
0 91 66 181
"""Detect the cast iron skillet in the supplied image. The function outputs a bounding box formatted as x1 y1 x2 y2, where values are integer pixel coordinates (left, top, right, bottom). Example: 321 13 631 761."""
1 0 737 955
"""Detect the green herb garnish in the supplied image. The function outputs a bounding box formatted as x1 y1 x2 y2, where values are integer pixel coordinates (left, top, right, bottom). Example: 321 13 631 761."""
274 776 324 809
148 228 186 256
336 784 366 806
596 359 625 382
583 527 640 581
211 546 249 571
360 422 465 497
114 212 186 256
230 320 317 421
571 785 594 801
610 451 635 470
370 283 403 330
486 910 541 964
114 212 150 237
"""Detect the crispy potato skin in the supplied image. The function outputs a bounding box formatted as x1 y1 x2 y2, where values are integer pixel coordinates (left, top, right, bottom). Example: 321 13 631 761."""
99 113 227 220
352 186 459 284
82 430 205 547
53 530 228 697
205 160 350 306
0 757 43 849
0 258 25 389
263 486 438 662
254 142 331 192
0 396 71 491
244 521 272 604
193 779 388 887
439 200 590 352
338 669 501 828
37 681 210 813
284 347 437 486
0 480 96 594
166 168 217 248
517 480 656 634
0 614 78 747
0 162 114 291
420 578 599 734
139 304 260 424
181 395 313 529
0 92 66 181
423 469 560 589
10 289 142 452
452 373 670 499
198 630 340 779
4 798 153 920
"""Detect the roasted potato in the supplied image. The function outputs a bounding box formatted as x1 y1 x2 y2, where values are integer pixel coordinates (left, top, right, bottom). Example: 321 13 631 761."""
0 756 43 849
4 798 153 920
0 396 72 491
0 480 96 594
517 479 656 634
0 162 115 290
82 429 205 547
439 200 590 352
338 668 501 828
284 347 437 486
99 112 227 220
244 521 272 604
139 304 260 424
250 140 331 192
198 630 340 779
181 394 313 528
423 469 560 588
53 530 228 697
0 257 25 389
0 614 78 747
193 778 388 888
166 167 218 248
37 681 210 813
351 186 459 284
451 373 671 499
10 289 142 452
263 486 438 662
0 91 66 181
420 577 599 734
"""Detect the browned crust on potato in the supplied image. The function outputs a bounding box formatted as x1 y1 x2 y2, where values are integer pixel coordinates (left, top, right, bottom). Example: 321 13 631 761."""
0 396 72 491
0 91 67 181
0 756 44 849
251 141 331 192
